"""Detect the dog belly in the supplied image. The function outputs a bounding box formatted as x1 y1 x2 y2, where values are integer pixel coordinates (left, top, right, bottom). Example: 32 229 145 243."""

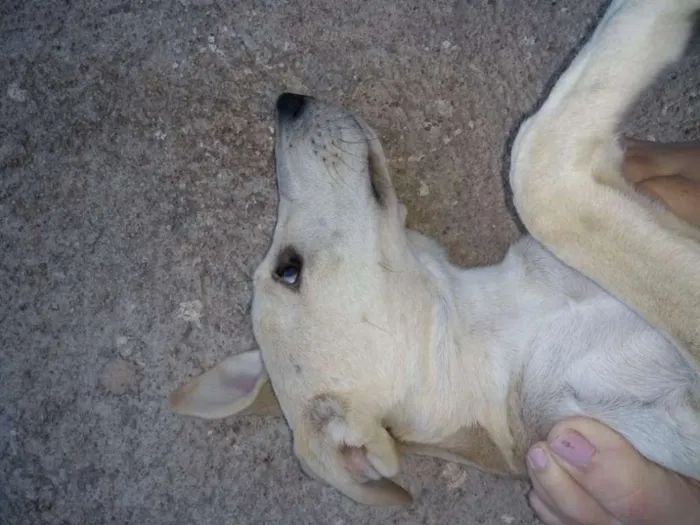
519 295 700 480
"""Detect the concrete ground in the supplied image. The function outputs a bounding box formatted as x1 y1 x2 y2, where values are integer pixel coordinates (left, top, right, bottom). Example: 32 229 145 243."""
1 0 698 523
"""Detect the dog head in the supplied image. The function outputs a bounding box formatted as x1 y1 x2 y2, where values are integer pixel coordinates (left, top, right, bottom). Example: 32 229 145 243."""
170 94 441 505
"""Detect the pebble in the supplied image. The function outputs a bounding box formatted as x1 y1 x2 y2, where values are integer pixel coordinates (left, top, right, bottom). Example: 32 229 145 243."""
7 81 28 103
419 181 430 197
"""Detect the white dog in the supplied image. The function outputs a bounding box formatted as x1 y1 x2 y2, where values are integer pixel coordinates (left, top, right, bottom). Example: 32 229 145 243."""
170 0 700 507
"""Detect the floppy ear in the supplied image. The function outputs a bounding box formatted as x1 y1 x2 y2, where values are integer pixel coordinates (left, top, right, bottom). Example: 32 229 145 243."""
296 393 413 506
169 349 282 419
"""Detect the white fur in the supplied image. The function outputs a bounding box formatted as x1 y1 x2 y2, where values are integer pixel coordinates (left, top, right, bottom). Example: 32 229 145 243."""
171 0 700 505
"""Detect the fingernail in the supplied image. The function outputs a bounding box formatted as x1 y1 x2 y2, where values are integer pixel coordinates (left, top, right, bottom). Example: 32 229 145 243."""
550 430 595 468
527 446 549 471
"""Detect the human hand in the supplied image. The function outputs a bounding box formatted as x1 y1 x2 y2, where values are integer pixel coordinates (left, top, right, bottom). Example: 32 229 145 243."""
526 417 700 525
622 138 700 227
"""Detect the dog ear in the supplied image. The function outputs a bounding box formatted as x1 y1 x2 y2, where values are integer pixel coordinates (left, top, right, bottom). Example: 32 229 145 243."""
354 117 399 211
169 349 282 419
296 393 413 506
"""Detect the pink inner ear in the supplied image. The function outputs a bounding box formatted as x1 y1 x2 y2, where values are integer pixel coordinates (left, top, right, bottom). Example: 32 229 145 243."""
221 370 258 395
215 349 265 399
343 447 366 470
342 446 380 483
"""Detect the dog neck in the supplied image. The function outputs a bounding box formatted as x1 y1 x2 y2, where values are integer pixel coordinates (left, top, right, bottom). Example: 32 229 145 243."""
386 233 535 475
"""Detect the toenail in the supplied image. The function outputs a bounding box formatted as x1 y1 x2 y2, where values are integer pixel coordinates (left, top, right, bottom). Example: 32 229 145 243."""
527 446 549 471
550 430 595 468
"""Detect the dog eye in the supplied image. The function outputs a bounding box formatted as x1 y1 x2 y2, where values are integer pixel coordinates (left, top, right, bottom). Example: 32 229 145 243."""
278 264 299 284
273 247 303 288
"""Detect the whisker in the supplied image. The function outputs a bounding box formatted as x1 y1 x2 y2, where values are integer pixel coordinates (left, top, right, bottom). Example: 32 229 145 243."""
330 161 353 191
333 151 360 175
378 260 399 273
326 159 341 186
327 113 357 125
331 140 364 159
362 317 390 335
335 137 373 145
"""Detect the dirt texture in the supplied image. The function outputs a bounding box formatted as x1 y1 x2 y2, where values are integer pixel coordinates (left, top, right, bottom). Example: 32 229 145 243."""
1 0 698 524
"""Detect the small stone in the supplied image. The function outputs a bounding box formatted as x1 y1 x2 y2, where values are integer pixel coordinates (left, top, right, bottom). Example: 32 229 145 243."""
7 81 28 103
116 336 133 357
418 181 430 197
440 463 467 490
435 99 452 118
176 299 204 327
239 31 258 52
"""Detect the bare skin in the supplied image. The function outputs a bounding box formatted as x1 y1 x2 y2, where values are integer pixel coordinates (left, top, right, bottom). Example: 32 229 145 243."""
622 138 700 227
527 418 700 525
527 139 700 525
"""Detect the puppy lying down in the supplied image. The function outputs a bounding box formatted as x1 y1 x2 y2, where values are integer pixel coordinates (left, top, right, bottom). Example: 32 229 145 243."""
170 0 700 506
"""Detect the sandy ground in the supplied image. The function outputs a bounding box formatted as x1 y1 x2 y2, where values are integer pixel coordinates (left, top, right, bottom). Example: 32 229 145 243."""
2 0 699 523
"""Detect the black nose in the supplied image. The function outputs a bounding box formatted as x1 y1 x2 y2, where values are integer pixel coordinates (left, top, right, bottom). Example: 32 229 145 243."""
276 92 307 120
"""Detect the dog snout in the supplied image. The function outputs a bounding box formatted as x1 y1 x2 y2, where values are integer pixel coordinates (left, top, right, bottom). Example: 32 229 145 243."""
276 92 310 121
